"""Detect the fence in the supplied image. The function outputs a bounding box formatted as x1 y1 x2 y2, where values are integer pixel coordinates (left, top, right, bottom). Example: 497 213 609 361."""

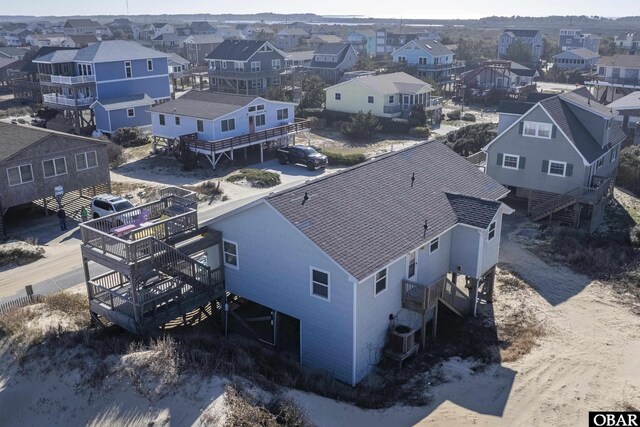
0 294 45 315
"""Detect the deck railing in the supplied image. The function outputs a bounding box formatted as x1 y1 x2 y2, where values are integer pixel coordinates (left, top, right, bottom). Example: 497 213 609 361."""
466 151 487 166
184 118 311 154
441 278 471 315
43 93 94 107
402 276 470 315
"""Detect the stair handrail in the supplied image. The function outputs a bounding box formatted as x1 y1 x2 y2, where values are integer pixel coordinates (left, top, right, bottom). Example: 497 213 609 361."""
530 185 581 219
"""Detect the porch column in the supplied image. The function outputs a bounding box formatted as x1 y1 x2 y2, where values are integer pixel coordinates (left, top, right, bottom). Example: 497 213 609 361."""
260 143 264 163
468 278 479 317
451 272 458 286
486 267 496 304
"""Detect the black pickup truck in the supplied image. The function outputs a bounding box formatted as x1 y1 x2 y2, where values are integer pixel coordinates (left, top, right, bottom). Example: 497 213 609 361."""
277 145 328 171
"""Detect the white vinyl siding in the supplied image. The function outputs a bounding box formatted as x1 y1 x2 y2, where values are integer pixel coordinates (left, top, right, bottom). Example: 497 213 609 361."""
42 157 67 178
75 151 98 171
7 164 33 186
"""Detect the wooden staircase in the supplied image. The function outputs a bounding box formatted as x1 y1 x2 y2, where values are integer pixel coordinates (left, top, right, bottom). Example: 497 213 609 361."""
402 277 471 317
528 189 578 222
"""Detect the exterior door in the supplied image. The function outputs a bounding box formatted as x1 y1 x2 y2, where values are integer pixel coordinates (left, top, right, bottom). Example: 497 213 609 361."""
403 95 410 110
249 115 255 133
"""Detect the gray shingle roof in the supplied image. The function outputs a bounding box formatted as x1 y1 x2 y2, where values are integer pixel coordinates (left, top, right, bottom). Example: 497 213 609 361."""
93 94 154 111
540 91 624 163
553 48 599 60
267 141 508 280
33 49 79 64
503 29 541 38
74 40 169 62
64 19 101 29
508 61 536 77
607 91 640 110
446 194 501 229
148 91 256 120
413 39 453 57
205 40 280 61
598 54 640 69
334 72 431 95
310 43 354 69
497 101 535 115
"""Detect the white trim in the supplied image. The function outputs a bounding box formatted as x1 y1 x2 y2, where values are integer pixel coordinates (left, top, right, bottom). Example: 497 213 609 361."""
75 151 98 171
487 221 497 241
429 237 440 253
373 267 388 297
42 156 67 179
124 60 132 78
127 108 135 118
548 160 567 177
502 153 520 170
96 73 170 84
351 276 358 387
222 239 239 270
310 266 330 301
481 103 541 152
147 58 153 72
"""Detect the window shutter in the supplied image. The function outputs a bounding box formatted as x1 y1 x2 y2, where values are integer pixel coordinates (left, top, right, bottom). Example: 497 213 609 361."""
566 163 573 177
496 153 503 166
519 156 526 169
518 122 524 134
541 160 549 173
551 125 557 138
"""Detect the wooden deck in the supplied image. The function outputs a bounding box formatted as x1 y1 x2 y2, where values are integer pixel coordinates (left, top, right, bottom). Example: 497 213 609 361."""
80 187 225 334
402 276 471 317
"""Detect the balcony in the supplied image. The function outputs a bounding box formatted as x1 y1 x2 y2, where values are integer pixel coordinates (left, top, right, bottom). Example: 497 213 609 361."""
209 68 283 79
40 74 96 85
402 276 470 316
383 105 403 115
585 76 640 88
43 93 94 107
416 60 465 71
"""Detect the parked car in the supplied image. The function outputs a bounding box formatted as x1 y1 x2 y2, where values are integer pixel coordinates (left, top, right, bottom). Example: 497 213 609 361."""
91 194 135 219
277 145 328 171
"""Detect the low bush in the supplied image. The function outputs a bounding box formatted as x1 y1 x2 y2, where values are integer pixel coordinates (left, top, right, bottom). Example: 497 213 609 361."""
617 146 640 195
320 148 367 166
462 113 477 122
340 111 381 140
227 169 281 187
0 240 45 267
107 143 126 167
192 180 225 200
630 225 640 248
409 126 431 139
446 110 461 120
445 123 497 157
111 127 150 148
307 116 326 130
379 117 409 134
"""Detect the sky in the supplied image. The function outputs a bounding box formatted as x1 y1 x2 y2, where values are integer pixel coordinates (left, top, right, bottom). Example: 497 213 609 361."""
0 0 638 19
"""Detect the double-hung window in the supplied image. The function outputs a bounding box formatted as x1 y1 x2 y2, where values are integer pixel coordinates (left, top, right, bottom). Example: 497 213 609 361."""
197 120 204 132
175 116 180 126
124 61 132 78
223 240 238 269
75 151 98 171
251 61 260 72
488 221 496 240
548 161 566 176
311 268 329 300
127 108 135 118
523 121 552 138
368 96 374 104
335 93 341 100
221 118 235 132
255 114 266 127
375 268 387 295
429 237 439 253
502 154 520 169
277 108 288 121
159 114 166 126
407 250 416 278
7 164 33 186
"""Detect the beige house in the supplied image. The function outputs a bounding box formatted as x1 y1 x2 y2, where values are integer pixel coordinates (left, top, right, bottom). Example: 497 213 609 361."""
324 72 437 118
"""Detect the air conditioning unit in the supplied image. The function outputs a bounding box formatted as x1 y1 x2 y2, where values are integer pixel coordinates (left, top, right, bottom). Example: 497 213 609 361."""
389 324 416 354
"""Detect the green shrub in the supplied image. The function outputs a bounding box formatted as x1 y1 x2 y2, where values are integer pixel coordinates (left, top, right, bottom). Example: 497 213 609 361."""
447 110 462 120
107 143 126 167
17 118 26 124
408 104 427 128
617 146 640 195
462 113 477 122
380 117 410 134
227 169 281 187
111 127 150 148
340 111 381 140
320 148 367 166
445 123 497 156
409 126 431 138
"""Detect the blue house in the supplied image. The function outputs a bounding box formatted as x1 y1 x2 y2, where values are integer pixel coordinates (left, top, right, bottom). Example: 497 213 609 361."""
392 39 464 87
33 40 171 134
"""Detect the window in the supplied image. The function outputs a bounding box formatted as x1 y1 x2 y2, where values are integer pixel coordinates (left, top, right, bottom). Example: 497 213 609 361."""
127 108 135 118
159 114 165 126
124 61 132 78
7 164 33 186
197 120 204 132
272 75 280 85
502 154 520 169
397 56 407 63
248 106 256 112
234 61 244 71
147 59 153 71
311 268 329 300
256 104 265 111
221 61 227 69
223 240 238 269
255 114 265 127
488 221 496 240
375 268 387 295
523 121 553 138
596 157 604 169
368 96 374 104
548 161 566 176
277 108 289 121
43 157 67 178
407 250 416 278
175 116 180 126
221 118 235 132
75 151 97 171
251 61 260 72
335 93 341 100
610 146 617 162
388 95 394 104
429 237 439 253
418 57 427 65
272 59 281 70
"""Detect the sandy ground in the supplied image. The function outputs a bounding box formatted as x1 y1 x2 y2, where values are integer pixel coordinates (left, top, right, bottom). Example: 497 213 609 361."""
1 212 638 426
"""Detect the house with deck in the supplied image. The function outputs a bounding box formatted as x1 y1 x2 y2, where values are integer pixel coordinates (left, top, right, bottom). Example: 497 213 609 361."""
63 19 103 37
148 90 306 169
552 48 599 70
559 29 601 53
0 122 110 236
459 60 538 102
346 30 376 57
181 34 224 66
614 33 639 55
498 29 543 62
483 88 623 232
202 141 510 385
608 91 640 144
274 27 308 51
324 72 441 120
305 43 358 84
585 54 640 104
392 39 464 88
206 40 285 96
32 40 171 134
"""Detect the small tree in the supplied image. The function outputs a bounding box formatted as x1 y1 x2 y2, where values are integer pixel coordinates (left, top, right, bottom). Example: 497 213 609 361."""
617 146 640 195
341 111 381 140
299 74 325 109
111 127 150 148
353 55 376 71
505 39 533 65
264 85 292 102
408 105 427 128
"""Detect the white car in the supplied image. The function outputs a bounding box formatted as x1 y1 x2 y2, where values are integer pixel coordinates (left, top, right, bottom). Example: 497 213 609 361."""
91 194 134 219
